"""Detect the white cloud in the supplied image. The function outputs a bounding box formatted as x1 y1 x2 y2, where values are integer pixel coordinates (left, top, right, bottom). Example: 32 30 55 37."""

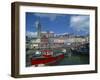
70 15 89 32
34 13 63 21
54 32 69 36
26 31 54 38
26 31 37 38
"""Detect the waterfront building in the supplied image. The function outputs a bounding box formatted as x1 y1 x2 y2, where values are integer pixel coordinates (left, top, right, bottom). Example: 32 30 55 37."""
40 35 49 48
29 38 41 49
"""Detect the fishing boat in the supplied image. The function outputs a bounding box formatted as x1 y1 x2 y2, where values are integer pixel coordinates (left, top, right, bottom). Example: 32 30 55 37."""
31 49 64 66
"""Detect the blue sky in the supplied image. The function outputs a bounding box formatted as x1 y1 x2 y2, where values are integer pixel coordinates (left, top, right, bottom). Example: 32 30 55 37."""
26 12 89 36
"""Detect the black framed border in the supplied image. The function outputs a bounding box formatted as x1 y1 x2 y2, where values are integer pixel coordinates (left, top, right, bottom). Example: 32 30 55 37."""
11 2 98 78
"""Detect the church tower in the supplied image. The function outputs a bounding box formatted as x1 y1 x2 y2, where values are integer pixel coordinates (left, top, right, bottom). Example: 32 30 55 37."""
35 20 41 39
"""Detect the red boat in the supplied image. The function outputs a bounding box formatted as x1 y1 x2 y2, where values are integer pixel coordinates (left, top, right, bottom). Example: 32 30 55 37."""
31 50 64 66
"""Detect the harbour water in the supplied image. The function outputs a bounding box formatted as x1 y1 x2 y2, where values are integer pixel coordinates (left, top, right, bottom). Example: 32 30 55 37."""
47 54 89 66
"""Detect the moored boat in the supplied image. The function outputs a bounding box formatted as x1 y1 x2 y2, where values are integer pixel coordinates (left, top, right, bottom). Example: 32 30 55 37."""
31 49 64 65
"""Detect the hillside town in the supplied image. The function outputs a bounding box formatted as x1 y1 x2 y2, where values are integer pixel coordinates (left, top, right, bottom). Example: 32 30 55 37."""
26 20 89 50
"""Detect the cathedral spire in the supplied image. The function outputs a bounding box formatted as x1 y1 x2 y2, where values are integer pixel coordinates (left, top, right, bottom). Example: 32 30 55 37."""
35 20 41 38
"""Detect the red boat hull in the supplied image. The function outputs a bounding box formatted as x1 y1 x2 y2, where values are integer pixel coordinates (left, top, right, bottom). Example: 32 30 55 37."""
31 54 64 65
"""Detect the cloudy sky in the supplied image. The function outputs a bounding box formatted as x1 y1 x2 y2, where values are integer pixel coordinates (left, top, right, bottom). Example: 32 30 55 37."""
26 12 89 37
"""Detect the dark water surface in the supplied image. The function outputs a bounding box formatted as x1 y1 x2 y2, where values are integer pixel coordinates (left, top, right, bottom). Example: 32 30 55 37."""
47 54 89 66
